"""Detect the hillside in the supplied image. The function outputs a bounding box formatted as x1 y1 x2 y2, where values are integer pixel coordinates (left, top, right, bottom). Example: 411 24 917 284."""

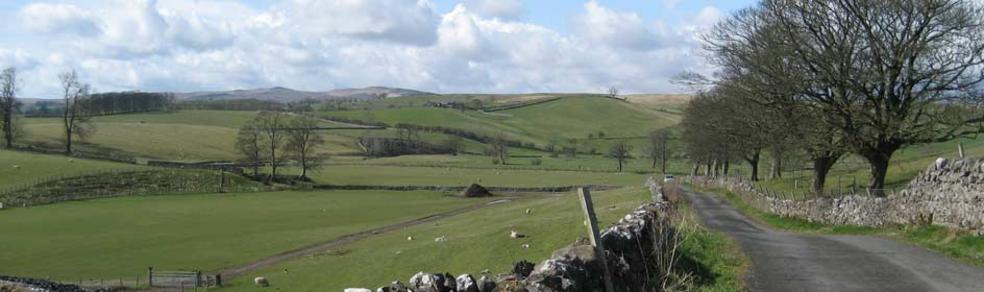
175 86 433 102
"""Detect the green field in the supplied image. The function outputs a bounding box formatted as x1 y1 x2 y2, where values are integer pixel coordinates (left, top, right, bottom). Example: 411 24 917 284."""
0 190 483 280
290 164 650 187
225 186 652 291
325 96 678 147
0 150 140 188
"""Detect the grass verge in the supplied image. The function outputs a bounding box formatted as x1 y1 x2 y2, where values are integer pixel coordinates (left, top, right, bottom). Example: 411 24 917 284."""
702 186 984 267
673 202 748 291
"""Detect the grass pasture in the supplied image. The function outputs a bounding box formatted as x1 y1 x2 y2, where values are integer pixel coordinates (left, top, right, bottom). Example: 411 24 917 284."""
284 164 651 187
0 150 140 188
226 186 653 291
0 190 484 280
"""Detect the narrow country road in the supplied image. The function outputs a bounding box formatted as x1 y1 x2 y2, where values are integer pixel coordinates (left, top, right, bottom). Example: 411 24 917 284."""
685 189 984 292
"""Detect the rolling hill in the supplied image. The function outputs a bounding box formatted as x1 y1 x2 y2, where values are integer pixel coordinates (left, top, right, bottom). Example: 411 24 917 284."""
175 86 433 102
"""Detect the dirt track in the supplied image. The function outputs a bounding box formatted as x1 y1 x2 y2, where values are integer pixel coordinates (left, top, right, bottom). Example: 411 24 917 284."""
216 196 525 280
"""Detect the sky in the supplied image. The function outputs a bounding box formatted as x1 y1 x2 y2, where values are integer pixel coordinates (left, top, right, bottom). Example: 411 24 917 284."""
0 0 756 98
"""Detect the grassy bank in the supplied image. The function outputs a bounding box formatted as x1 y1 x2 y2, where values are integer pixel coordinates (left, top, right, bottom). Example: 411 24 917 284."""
674 203 748 291
703 186 984 267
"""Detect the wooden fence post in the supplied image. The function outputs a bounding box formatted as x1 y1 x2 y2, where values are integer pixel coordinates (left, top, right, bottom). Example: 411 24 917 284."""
958 142 965 158
577 188 615 292
148 267 154 287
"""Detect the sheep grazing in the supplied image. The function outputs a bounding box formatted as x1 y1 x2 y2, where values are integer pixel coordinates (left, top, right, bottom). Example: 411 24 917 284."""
434 235 448 243
525 208 532 215
12 165 20 170
509 230 527 239
521 244 530 249
407 236 414 241
254 277 270 287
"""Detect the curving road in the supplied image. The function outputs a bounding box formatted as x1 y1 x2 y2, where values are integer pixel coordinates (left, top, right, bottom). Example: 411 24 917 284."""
685 189 984 292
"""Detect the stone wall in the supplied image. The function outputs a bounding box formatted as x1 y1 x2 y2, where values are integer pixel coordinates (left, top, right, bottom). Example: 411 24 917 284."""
715 158 984 235
346 182 677 292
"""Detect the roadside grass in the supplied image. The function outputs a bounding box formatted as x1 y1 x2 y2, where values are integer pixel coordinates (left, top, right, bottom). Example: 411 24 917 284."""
0 190 483 280
702 186 984 267
225 186 653 291
0 150 141 188
743 137 984 197
674 202 748 292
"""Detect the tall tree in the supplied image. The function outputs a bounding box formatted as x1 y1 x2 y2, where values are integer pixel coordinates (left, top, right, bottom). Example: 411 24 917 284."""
608 140 633 172
711 0 984 196
0 67 19 148
235 121 264 176
255 111 288 180
286 116 325 179
58 70 94 154
646 129 672 174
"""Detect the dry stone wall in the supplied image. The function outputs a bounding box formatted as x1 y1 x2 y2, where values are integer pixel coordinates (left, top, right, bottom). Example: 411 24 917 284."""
717 158 984 235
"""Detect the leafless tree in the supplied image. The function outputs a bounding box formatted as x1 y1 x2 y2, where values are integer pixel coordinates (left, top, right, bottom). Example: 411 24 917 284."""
704 0 984 195
59 70 94 154
255 111 288 180
608 87 620 99
286 116 325 179
1 67 20 148
489 133 508 164
608 140 633 172
444 135 464 156
646 129 672 174
235 121 264 176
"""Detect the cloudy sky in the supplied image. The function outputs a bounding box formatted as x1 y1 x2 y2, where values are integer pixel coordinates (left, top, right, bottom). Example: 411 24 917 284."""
0 0 754 98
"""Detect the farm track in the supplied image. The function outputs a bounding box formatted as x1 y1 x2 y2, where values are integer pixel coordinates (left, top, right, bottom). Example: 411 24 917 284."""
216 194 537 280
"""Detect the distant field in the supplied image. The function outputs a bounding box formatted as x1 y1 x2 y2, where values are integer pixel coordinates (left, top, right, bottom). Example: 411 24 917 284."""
227 186 652 291
0 150 140 188
0 190 482 280
325 96 678 147
282 164 651 187
20 111 362 161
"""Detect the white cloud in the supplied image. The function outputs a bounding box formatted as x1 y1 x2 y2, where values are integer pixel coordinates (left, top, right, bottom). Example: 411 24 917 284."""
19 3 100 36
573 1 663 51
463 0 523 20
4 0 724 97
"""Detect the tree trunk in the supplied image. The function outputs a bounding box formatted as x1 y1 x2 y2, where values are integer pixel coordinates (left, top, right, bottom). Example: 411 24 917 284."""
745 151 760 181
651 157 657 169
711 160 719 177
617 159 623 172
691 163 699 176
769 155 782 179
660 149 667 174
863 151 894 197
704 162 712 176
2 105 11 148
723 160 730 176
811 155 838 195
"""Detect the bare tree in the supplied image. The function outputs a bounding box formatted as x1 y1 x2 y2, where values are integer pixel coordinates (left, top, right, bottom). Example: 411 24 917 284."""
1 67 19 148
489 134 508 164
59 70 94 154
255 111 288 180
444 135 464 156
235 121 264 176
608 140 632 172
286 116 325 179
608 87 620 99
646 129 672 174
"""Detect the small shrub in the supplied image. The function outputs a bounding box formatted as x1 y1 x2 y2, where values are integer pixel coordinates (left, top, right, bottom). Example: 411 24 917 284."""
531 158 542 166
492 159 501 165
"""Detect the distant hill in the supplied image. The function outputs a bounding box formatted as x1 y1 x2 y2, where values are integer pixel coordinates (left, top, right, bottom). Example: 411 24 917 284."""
175 86 434 102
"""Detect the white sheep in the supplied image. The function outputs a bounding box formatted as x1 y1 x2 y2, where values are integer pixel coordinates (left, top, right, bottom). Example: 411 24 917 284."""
521 244 530 249
525 208 532 215
510 230 527 238
434 235 448 242
254 277 269 287
407 236 414 241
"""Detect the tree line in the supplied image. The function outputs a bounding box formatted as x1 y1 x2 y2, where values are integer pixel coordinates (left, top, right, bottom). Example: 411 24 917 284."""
683 0 984 196
235 111 326 181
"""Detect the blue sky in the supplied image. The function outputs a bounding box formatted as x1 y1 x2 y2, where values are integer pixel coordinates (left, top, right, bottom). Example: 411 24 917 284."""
0 0 756 98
